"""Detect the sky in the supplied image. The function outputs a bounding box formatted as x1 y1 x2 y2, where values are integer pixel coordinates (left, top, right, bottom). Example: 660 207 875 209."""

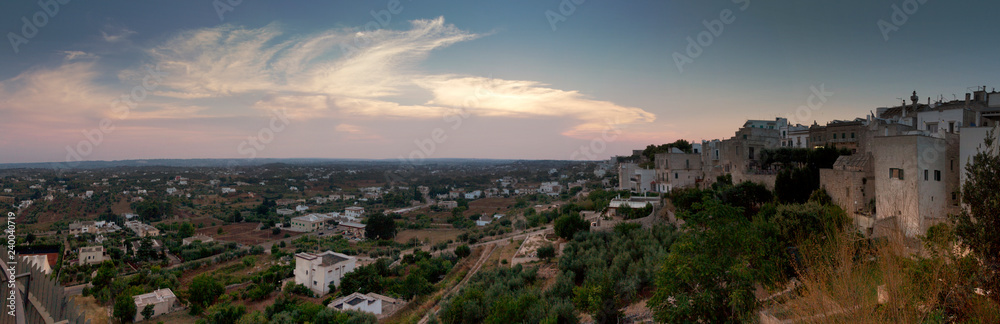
1 0 999 164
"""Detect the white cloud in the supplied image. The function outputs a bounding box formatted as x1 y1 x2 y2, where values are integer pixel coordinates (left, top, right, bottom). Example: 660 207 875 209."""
0 62 108 124
415 75 656 137
101 25 137 42
122 17 655 139
61 51 98 61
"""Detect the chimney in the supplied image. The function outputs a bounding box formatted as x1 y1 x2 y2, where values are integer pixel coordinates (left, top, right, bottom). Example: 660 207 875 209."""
966 93 971 107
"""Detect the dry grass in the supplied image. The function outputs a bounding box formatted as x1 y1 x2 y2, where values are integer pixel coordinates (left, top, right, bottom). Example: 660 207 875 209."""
766 229 1000 323
481 239 523 271
394 228 465 245
71 295 110 324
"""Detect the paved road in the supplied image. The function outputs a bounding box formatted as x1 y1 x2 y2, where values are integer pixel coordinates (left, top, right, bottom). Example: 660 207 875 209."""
64 283 90 296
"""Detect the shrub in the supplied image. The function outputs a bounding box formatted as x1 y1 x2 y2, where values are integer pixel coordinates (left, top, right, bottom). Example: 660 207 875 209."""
455 245 471 258
537 244 556 260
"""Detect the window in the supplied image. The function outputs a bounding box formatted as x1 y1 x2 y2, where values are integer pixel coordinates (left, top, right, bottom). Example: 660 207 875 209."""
890 168 904 180
949 122 955 133
675 173 679 179
842 132 846 139
951 159 954 171
924 170 929 181
851 132 855 138
833 133 837 139
934 170 941 181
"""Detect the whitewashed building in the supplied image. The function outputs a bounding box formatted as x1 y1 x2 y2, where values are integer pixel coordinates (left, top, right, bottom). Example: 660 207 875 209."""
79 246 107 265
294 251 357 295
133 288 177 322
345 206 365 218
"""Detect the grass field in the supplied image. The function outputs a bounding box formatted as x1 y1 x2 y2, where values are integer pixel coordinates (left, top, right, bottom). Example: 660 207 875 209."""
394 228 465 245
194 222 292 245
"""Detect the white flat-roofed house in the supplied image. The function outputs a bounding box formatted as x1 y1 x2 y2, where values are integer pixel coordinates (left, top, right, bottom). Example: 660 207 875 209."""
277 208 295 216
539 182 562 196
475 215 492 227
125 221 160 237
437 200 458 209
345 206 364 218
79 246 107 265
133 288 177 322
329 292 381 314
294 251 357 295
328 292 405 318
68 221 95 235
290 214 334 232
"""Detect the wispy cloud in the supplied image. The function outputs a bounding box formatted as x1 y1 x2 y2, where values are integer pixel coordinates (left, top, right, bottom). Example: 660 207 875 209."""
0 16 657 162
133 17 655 137
61 51 98 61
415 75 656 137
101 24 137 43
0 62 107 125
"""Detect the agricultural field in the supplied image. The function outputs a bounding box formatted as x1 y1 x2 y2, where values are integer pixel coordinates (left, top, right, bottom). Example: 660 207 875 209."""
394 228 464 246
195 222 296 245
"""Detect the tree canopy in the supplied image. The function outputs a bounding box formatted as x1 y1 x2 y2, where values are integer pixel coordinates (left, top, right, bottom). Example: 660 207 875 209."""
364 213 398 240
952 130 1000 302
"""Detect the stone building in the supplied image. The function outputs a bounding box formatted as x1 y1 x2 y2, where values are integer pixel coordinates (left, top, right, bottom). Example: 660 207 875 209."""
78 246 107 265
819 154 875 233
654 149 703 193
872 133 960 237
